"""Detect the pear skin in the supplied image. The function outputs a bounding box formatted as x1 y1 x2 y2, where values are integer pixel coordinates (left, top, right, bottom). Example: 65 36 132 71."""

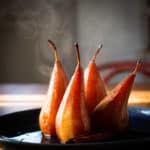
55 43 91 143
84 44 107 113
92 62 140 132
39 40 68 136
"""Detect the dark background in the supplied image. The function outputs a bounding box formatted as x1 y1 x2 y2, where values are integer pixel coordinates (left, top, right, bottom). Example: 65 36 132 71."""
0 0 149 83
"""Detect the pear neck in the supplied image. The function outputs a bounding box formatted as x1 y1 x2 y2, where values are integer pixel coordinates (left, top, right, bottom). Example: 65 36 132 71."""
54 50 59 62
91 44 102 62
132 60 140 75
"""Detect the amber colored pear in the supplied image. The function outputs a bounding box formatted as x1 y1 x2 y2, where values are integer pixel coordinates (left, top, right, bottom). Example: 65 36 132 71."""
84 44 107 113
55 43 91 143
92 62 140 132
39 40 68 136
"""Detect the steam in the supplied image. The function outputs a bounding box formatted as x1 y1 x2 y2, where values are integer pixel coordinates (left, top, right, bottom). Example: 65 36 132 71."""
34 0 76 82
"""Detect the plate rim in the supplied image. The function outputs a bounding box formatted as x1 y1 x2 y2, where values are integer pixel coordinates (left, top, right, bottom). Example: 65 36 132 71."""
0 106 150 146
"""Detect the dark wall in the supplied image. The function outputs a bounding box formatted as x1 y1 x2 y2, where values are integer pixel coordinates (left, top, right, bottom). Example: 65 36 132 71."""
0 0 77 83
0 0 149 83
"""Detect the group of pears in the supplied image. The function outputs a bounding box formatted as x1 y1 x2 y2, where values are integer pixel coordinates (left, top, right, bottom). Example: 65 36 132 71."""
39 40 139 143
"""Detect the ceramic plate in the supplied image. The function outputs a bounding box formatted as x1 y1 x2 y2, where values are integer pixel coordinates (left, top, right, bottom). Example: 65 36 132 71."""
0 107 150 150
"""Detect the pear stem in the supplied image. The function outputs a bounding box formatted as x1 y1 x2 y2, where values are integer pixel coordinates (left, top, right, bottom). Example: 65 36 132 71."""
74 42 80 65
48 40 59 61
92 44 103 61
132 60 141 75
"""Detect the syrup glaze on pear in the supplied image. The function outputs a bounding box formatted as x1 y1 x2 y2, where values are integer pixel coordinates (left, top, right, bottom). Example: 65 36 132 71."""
55 43 91 143
39 40 68 136
92 62 140 132
84 44 107 113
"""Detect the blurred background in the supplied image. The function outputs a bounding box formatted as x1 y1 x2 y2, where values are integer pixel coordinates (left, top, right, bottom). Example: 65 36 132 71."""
0 0 149 83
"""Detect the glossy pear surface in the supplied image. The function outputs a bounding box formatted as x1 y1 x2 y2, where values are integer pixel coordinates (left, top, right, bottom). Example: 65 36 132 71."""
92 70 137 132
39 41 68 136
56 64 90 143
84 60 107 113
55 44 90 143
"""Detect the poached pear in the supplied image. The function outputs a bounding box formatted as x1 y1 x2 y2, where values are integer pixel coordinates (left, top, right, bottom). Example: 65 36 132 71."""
55 43 91 143
84 44 107 113
39 40 68 136
92 61 140 132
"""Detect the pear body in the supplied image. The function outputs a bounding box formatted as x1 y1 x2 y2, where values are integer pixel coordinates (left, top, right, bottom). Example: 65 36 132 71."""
92 72 136 132
84 61 107 113
39 61 68 136
56 64 90 143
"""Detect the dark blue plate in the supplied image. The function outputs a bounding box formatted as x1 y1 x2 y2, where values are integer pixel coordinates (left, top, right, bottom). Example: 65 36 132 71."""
0 106 150 150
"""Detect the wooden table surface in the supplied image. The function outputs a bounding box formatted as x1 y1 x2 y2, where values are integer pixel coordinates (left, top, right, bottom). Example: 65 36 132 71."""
0 83 149 116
